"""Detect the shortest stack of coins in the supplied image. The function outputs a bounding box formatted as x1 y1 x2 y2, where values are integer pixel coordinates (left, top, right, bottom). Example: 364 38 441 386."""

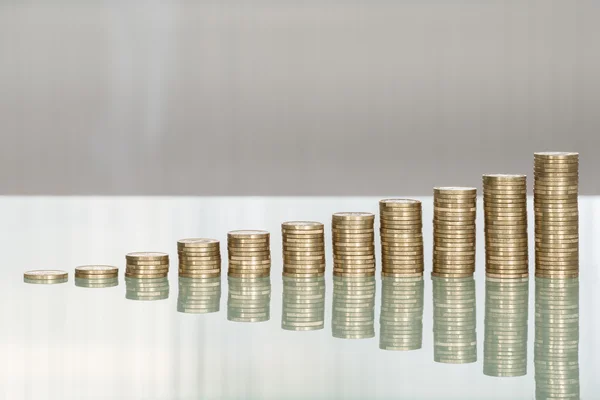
23 270 68 285
125 276 170 301
178 276 221 314
379 199 424 277
483 174 529 279
433 187 477 278
125 252 169 278
282 275 326 331
332 276 376 339
227 230 271 278
332 212 376 277
75 265 119 288
433 276 477 364
282 221 325 277
228 276 271 322
178 238 221 278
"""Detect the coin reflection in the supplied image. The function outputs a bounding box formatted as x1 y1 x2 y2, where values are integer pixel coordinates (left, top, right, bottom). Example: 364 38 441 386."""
125 276 169 301
282 275 325 331
535 277 579 400
379 275 424 351
75 276 119 288
433 276 477 364
484 277 529 377
177 276 221 314
227 276 271 323
332 275 376 339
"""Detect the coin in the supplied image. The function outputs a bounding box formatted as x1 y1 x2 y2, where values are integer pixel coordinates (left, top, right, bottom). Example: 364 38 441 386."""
24 270 68 280
126 252 169 261
75 265 118 276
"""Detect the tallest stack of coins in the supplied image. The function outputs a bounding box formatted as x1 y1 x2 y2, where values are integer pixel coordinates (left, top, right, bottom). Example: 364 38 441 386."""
332 212 376 277
483 174 529 278
533 152 579 278
432 187 477 277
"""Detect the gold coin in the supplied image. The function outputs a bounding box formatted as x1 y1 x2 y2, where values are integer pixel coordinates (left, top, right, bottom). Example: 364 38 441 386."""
75 265 118 275
334 249 376 256
379 199 421 208
178 267 221 274
283 266 326 274
125 272 168 278
282 221 323 230
126 263 170 270
228 259 271 266
177 238 220 248
379 209 422 217
228 230 269 239
126 252 168 261
75 272 118 279
23 270 67 280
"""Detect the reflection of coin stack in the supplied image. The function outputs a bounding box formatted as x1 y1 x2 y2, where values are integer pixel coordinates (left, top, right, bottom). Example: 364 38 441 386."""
125 252 169 278
332 276 376 339
177 276 221 314
535 278 579 399
433 187 477 278
281 276 325 331
432 276 477 364
227 231 271 278
379 276 424 351
332 212 376 277
227 276 271 322
484 277 529 377
178 238 221 278
534 152 579 278
125 277 170 301
282 221 325 278
75 277 118 288
483 175 529 279
379 199 424 277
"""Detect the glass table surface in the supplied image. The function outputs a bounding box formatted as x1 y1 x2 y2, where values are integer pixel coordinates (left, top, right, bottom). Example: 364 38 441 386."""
0 196 596 400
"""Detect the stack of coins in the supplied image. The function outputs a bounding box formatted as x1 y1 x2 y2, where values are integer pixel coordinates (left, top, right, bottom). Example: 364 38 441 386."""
23 270 68 285
227 231 271 278
332 212 376 277
379 199 424 277
483 175 529 278
282 276 326 331
534 152 579 278
227 276 271 322
178 238 221 278
125 276 170 301
178 276 221 314
379 276 424 351
484 277 529 377
535 278 579 399
125 252 169 278
282 221 325 277
74 265 119 288
332 276 376 339
432 276 477 364
433 187 477 278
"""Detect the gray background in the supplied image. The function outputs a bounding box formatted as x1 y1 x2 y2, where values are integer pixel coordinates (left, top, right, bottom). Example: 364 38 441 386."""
1 1 598 195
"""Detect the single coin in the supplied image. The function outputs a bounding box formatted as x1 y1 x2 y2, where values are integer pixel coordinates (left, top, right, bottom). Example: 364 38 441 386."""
75 265 118 275
126 252 168 261
332 212 375 220
379 199 421 207
228 230 269 239
177 238 220 248
24 270 68 280
125 272 168 278
282 221 323 230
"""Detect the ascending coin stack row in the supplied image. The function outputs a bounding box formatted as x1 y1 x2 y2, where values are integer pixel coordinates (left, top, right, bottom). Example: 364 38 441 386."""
433 187 477 278
282 275 326 331
227 230 271 278
177 276 221 314
483 174 529 279
535 278 580 399
332 212 376 277
332 276 376 339
178 238 221 278
484 277 529 377
227 276 271 323
75 265 119 288
125 252 169 278
379 199 424 277
534 152 579 278
282 221 325 278
433 276 477 364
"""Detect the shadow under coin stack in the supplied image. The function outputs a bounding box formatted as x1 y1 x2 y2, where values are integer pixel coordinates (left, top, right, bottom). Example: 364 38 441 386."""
433 187 477 278
125 252 169 278
379 276 424 351
484 277 529 377
23 270 68 285
177 276 221 314
227 230 271 278
74 265 119 288
227 276 271 322
178 238 221 278
534 152 579 278
282 275 326 331
332 212 376 277
282 221 325 278
125 276 170 301
432 276 477 364
379 199 424 278
483 175 529 279
332 276 376 339
535 277 580 399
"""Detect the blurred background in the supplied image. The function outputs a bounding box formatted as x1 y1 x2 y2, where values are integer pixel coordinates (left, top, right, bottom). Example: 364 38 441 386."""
1 0 598 195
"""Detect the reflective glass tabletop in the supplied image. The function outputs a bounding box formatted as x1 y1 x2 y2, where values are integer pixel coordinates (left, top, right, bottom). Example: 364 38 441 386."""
1 197 596 399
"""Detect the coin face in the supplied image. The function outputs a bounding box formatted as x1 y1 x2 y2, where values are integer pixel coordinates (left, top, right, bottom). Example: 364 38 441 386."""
127 252 168 259
24 270 68 279
178 238 219 246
